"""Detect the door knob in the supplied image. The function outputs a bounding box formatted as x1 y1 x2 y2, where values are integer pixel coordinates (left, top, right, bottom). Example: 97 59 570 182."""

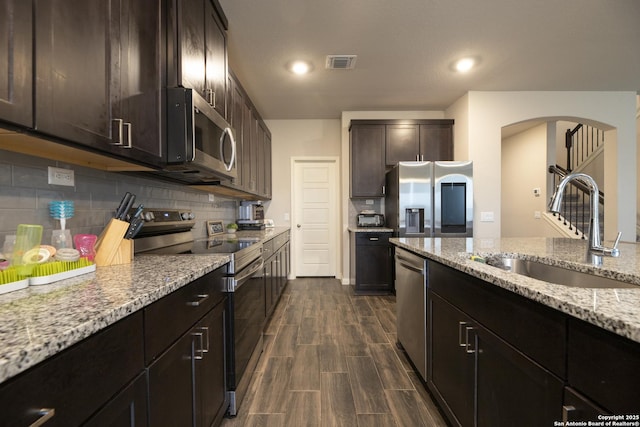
297 224 301 228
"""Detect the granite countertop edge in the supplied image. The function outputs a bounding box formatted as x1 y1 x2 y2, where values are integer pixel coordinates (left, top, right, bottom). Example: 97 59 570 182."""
0 228 290 385
391 237 640 344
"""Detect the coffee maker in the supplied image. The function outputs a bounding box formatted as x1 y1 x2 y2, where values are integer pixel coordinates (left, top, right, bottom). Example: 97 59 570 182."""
237 201 265 230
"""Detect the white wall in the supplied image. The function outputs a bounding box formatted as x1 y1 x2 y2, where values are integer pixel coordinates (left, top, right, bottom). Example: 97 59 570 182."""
501 123 551 237
263 119 341 227
448 91 638 241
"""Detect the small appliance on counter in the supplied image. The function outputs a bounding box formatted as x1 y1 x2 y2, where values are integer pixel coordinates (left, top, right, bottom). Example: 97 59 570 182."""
356 211 385 227
237 201 265 230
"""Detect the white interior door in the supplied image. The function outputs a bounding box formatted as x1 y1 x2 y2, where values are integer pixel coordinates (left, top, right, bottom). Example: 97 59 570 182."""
292 159 338 277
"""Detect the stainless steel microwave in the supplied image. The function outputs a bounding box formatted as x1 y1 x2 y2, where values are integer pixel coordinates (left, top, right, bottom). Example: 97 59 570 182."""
162 87 237 183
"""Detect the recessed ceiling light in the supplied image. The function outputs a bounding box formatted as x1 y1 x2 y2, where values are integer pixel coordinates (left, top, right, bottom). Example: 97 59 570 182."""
453 57 476 73
290 60 311 75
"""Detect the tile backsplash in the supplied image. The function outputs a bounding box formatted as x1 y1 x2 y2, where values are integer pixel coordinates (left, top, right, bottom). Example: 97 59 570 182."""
0 150 238 246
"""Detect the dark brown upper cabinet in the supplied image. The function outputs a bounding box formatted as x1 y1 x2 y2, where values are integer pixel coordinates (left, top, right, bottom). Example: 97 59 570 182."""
385 120 454 166
172 0 227 118
0 0 32 128
350 123 386 198
35 0 165 167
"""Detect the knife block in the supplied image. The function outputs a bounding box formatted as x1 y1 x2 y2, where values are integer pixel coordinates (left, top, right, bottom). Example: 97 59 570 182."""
94 219 133 267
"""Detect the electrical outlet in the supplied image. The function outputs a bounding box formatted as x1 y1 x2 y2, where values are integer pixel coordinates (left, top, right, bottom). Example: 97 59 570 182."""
365 199 374 205
48 167 75 186
208 194 215 202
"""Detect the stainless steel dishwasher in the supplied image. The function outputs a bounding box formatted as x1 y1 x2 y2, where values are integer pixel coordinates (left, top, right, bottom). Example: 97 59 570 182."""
395 247 427 380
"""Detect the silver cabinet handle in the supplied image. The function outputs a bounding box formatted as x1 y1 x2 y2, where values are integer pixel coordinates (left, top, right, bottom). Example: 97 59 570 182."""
122 122 132 148
186 294 209 307
30 408 55 427
465 326 476 354
111 118 123 145
192 326 209 360
458 321 468 347
369 237 379 241
562 405 576 423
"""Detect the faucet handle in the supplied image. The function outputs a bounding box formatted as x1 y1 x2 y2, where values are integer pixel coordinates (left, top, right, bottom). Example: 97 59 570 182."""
609 232 622 257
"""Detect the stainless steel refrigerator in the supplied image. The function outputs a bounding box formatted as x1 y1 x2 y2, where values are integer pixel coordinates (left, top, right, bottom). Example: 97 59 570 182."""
385 161 473 237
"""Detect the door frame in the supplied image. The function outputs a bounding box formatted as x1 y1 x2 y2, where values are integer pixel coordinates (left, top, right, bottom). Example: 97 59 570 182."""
290 156 341 279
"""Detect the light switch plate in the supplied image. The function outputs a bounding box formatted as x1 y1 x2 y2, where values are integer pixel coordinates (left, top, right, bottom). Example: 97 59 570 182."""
480 211 494 222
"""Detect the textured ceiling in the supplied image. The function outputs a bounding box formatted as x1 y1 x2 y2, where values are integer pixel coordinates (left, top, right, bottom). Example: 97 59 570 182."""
219 0 640 119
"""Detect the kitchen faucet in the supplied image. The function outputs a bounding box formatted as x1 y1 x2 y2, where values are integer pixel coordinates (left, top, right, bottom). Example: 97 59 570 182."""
548 172 621 258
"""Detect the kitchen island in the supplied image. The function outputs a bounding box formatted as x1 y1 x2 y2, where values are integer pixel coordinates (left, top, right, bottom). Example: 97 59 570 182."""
391 236 640 423
391 236 640 343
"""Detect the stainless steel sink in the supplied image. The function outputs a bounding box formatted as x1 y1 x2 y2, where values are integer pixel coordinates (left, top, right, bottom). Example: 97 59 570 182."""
485 256 638 289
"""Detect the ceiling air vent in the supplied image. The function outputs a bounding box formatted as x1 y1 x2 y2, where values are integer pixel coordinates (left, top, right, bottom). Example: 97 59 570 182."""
325 55 357 70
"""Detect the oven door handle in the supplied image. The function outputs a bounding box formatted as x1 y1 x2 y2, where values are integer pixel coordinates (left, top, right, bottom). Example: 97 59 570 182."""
226 257 264 292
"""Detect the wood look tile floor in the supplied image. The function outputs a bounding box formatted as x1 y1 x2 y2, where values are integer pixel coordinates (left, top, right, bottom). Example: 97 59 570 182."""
221 278 447 427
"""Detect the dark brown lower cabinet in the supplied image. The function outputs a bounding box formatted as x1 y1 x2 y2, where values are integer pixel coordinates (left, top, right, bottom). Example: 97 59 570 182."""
429 291 564 427
562 387 607 422
429 292 475 427
351 232 393 294
84 373 148 427
567 317 640 415
148 299 227 427
0 312 144 426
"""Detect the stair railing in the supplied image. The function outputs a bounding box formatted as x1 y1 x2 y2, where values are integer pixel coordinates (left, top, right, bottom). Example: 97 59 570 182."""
565 124 604 172
548 165 604 239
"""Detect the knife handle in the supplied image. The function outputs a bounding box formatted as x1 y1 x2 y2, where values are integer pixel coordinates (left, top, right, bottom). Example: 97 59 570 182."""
115 192 132 219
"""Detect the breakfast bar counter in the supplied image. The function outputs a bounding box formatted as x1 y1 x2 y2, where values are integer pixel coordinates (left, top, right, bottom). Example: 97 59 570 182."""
391 236 640 344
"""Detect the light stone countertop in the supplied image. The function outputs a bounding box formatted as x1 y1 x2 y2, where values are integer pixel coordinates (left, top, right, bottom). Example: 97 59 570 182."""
0 227 292 385
0 254 231 385
391 237 640 344
348 227 394 233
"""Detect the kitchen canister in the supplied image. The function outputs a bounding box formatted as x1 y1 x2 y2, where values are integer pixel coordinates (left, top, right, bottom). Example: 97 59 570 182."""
12 224 44 275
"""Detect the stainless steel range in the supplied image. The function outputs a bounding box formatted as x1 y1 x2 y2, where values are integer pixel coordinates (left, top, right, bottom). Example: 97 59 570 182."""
133 208 266 417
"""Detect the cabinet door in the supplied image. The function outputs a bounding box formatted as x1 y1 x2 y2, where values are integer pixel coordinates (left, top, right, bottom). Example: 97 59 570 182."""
429 292 475 427
205 0 226 117
355 235 393 293
385 124 419 165
242 101 255 192
0 313 144 426
567 318 640 413
36 0 113 146
419 124 453 161
84 373 148 427
147 331 196 426
475 323 564 427
179 0 206 97
0 0 32 127
196 301 228 427
563 387 607 422
228 74 245 189
111 0 164 165
265 256 275 315
262 128 272 199
350 124 386 197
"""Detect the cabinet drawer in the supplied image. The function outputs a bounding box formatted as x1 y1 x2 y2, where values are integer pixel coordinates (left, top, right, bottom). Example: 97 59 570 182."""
272 232 289 251
145 267 226 363
567 318 640 413
262 239 275 258
430 261 566 378
0 312 144 426
356 233 390 245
